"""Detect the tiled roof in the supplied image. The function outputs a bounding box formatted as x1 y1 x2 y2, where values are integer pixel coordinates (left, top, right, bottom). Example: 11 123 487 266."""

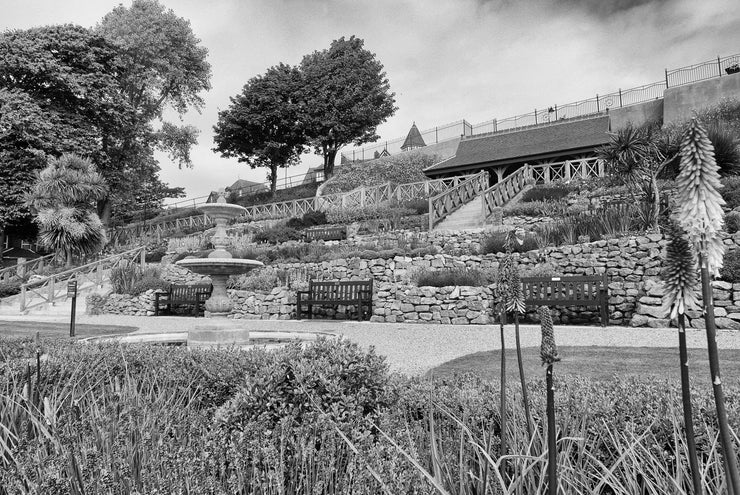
401 123 426 150
425 115 611 174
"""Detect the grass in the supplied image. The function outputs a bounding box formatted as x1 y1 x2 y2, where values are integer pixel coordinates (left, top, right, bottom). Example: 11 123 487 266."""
0 320 136 338
428 345 740 385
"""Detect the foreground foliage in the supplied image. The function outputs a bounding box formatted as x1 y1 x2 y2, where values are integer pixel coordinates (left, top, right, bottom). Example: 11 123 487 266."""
1 338 739 494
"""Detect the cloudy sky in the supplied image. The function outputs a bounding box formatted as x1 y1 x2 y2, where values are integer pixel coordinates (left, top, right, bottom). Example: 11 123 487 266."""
3 0 740 203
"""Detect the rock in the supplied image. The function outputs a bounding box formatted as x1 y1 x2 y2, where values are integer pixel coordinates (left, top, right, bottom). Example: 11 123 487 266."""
647 318 670 328
630 314 649 327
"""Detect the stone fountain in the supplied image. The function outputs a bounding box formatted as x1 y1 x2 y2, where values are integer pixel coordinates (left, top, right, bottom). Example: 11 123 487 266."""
176 193 263 346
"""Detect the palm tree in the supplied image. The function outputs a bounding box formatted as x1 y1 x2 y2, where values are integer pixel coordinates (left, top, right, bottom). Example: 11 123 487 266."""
27 154 108 267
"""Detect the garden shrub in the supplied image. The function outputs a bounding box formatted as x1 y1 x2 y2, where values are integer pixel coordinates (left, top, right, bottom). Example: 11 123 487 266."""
145 247 167 263
214 338 391 431
720 249 740 283
503 200 567 217
520 182 574 203
85 292 108 315
721 176 740 209
520 263 562 278
228 269 280 291
285 210 328 229
321 153 437 195
481 231 539 254
130 277 170 295
0 279 22 298
411 267 492 287
326 204 415 225
726 211 740 234
252 225 301 244
110 260 142 294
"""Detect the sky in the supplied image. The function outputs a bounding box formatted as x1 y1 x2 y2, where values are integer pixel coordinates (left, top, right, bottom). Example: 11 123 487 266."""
2 0 740 204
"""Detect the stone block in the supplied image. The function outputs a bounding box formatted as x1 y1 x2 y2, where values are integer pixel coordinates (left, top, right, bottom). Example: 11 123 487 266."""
452 317 469 325
715 317 740 330
630 314 649 327
647 318 670 328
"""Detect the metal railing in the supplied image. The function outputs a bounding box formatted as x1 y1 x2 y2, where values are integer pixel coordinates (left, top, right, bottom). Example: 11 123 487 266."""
482 166 530 221
428 171 489 230
666 54 740 88
19 246 145 312
342 53 740 162
0 254 56 283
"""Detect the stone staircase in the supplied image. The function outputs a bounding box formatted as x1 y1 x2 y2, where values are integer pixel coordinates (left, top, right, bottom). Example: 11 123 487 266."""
433 196 487 231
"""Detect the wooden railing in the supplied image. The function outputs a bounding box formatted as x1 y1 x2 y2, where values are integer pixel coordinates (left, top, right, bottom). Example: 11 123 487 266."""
110 214 213 246
0 253 56 283
242 197 316 221
529 157 604 184
482 165 531 220
428 171 489 230
19 246 145 312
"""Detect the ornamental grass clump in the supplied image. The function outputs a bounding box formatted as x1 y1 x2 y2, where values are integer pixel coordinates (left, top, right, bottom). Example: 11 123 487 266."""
538 306 560 495
674 118 740 493
661 219 703 495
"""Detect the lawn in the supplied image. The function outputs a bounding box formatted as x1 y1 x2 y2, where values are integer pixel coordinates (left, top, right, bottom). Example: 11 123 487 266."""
427 345 740 386
0 320 136 338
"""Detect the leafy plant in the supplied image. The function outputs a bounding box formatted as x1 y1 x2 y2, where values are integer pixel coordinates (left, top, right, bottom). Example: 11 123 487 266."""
520 183 574 203
228 269 281 291
252 225 301 244
110 260 142 294
481 230 538 254
285 210 328 229
410 267 492 287
0 280 22 298
130 277 170 295
719 250 740 283
85 292 108 315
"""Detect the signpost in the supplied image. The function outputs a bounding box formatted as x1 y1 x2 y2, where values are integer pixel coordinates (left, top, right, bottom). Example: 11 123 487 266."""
67 279 77 337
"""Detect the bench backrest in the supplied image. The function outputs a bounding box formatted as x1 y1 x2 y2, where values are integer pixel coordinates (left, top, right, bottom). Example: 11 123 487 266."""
308 279 372 300
305 226 346 241
169 284 212 303
521 274 607 306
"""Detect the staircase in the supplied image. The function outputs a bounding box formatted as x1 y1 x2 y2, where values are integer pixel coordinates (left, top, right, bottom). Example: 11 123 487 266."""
434 196 486 231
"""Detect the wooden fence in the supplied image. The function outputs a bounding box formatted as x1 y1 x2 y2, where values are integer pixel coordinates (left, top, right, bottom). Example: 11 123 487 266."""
19 246 145 312
481 165 531 221
428 171 489 230
529 157 604 184
0 254 56 283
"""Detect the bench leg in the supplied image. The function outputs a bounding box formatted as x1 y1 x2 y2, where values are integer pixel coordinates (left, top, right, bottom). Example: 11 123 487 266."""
308 304 312 319
600 298 608 327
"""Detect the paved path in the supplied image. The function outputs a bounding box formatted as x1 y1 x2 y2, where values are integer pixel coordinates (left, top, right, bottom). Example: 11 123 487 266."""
1 314 739 376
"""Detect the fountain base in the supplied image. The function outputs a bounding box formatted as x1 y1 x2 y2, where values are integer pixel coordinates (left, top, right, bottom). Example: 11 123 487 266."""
187 320 251 348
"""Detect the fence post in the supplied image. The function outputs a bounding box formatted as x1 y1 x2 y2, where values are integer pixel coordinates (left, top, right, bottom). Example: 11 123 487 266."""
554 105 558 120
435 126 438 143
428 197 434 231
360 186 366 207
140 248 146 268
618 89 623 107
97 261 103 285
665 69 669 88
534 109 538 124
20 285 26 312
596 94 600 112
48 276 55 306
718 56 723 77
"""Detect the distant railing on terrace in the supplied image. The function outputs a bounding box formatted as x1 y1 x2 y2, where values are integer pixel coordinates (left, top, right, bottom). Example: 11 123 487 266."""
341 52 740 163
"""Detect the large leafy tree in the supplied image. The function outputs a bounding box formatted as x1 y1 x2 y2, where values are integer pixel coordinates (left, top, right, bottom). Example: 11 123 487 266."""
213 64 306 196
95 0 211 224
0 24 128 252
300 36 396 179
27 155 108 267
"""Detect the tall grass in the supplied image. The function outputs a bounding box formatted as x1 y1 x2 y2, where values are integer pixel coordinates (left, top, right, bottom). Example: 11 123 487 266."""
1 339 739 493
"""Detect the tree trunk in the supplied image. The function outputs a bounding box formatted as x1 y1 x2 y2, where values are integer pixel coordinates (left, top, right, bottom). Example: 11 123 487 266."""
324 148 338 179
269 164 278 198
97 197 112 228
651 173 661 230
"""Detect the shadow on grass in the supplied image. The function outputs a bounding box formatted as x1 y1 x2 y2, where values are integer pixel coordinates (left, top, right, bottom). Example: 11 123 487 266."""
427 346 740 386
0 320 136 339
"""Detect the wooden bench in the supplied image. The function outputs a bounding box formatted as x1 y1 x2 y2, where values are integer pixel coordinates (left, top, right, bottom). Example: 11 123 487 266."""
304 226 347 241
154 283 213 317
521 274 609 326
296 279 373 321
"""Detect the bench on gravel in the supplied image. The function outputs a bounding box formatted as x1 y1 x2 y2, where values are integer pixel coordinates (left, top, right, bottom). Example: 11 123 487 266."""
304 226 347 242
521 274 609 327
154 283 213 317
296 279 373 321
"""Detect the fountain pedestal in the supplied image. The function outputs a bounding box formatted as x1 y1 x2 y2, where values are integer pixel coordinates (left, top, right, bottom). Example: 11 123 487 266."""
175 195 263 347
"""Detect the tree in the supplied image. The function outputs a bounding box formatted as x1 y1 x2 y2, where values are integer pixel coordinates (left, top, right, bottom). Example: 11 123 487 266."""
300 36 396 179
95 0 211 224
27 155 108 267
0 25 128 252
213 64 306 196
597 124 679 230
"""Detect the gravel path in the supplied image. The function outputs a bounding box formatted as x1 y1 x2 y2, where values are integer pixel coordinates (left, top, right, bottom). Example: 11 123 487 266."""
2 314 740 376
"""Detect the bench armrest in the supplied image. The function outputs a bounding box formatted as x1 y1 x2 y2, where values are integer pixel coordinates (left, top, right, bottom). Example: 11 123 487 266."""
296 290 309 301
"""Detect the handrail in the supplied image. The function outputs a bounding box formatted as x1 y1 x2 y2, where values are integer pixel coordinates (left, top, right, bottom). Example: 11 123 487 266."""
19 246 145 312
0 253 56 283
481 165 530 221
428 171 488 230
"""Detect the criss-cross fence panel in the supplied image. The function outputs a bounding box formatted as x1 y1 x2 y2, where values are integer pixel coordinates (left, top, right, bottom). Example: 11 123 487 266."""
529 158 604 184
482 165 530 220
428 171 488 230
0 254 56 283
19 246 145 312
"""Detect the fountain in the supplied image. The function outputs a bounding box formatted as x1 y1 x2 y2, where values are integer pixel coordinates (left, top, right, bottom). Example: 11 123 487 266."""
176 193 263 347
